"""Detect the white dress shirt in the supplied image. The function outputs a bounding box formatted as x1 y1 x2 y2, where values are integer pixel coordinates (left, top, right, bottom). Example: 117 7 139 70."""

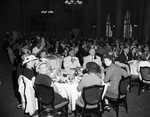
63 56 81 70
32 46 42 54
83 55 102 69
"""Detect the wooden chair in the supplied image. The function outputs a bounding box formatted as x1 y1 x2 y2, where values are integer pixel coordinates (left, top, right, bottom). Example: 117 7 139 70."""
34 84 69 117
75 85 104 117
105 76 131 117
138 67 150 96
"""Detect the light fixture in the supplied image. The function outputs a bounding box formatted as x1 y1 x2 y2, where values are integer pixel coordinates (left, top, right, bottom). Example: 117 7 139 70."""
41 10 54 14
64 0 83 5
64 0 83 30
134 25 138 27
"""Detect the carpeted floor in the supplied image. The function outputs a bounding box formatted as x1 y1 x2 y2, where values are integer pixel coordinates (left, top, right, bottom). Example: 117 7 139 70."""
0 47 150 117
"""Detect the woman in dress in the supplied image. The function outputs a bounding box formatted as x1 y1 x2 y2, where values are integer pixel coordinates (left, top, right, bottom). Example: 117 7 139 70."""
76 62 102 105
35 61 68 105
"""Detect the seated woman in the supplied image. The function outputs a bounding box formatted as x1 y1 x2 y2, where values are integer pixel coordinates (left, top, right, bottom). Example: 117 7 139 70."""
35 61 68 105
22 54 39 82
128 46 138 62
38 50 48 58
21 54 39 115
76 62 102 105
38 50 52 71
141 45 150 61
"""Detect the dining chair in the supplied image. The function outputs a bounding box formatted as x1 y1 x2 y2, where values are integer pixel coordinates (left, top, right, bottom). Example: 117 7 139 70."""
34 84 69 117
130 75 140 88
104 76 131 117
22 76 38 116
138 67 150 96
75 85 105 117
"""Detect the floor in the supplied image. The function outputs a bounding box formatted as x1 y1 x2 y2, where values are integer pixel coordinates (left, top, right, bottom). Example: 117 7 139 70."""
0 47 150 117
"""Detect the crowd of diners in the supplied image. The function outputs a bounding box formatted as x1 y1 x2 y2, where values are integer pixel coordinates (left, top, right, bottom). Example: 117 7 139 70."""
3 33 150 116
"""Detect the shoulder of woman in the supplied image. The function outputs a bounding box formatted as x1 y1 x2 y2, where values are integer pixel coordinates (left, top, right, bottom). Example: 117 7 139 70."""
36 73 43 78
37 73 47 78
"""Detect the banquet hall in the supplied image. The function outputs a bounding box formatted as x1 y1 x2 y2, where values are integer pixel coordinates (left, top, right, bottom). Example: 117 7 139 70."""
0 0 150 117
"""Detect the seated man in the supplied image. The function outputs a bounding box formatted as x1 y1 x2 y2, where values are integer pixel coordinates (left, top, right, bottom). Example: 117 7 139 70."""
83 48 102 69
103 54 129 109
115 45 130 74
117 44 129 63
63 49 81 70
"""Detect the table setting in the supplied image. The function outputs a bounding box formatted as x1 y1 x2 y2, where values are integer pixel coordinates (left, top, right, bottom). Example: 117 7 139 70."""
43 54 63 70
46 67 108 111
47 68 83 111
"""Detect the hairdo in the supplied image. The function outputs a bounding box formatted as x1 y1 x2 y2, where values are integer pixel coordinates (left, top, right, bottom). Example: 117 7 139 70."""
36 61 47 73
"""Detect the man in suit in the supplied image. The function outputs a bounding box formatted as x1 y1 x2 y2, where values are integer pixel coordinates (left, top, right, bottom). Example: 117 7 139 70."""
63 49 81 70
117 44 129 64
115 44 130 74
83 48 102 69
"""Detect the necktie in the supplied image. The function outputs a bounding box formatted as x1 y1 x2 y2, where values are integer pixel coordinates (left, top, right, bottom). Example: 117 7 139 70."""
125 53 128 61
91 56 94 61
71 57 74 63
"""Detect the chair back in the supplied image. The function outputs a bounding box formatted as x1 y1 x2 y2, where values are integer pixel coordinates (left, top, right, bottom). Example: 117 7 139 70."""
82 85 104 106
140 67 150 82
22 76 38 115
119 76 131 96
34 84 55 108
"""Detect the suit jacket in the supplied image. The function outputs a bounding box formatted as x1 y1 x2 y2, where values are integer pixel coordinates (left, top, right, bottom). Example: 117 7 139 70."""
117 51 128 63
63 56 81 69
83 55 102 69
57 46 64 55
128 52 137 61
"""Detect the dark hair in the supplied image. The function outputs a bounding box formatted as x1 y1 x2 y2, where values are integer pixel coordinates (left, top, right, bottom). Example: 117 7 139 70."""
123 44 129 49
39 108 59 117
103 53 114 61
86 62 100 73
37 49 47 58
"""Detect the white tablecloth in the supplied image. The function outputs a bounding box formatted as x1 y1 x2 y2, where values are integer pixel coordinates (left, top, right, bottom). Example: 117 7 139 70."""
129 60 139 76
49 57 62 70
54 82 81 111
54 81 108 111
